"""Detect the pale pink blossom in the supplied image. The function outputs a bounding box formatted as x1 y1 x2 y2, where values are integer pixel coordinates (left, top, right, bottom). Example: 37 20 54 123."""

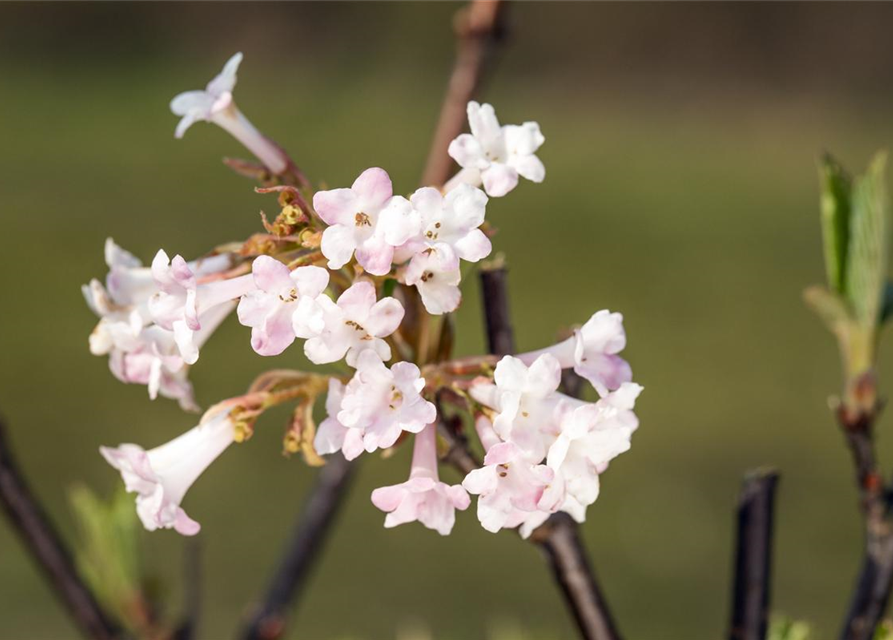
336 350 436 455
170 52 288 174
293 281 403 366
462 416 563 533
371 424 470 535
518 310 632 397
149 249 255 364
446 101 545 197
402 184 491 263
470 354 566 461
313 378 366 461
100 410 235 535
402 245 462 315
237 256 329 356
313 168 418 275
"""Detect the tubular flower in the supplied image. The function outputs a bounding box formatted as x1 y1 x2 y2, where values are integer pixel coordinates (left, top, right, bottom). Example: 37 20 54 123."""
336 350 436 455
402 244 462 315
446 101 545 197
149 249 255 364
170 52 288 174
313 378 365 461
518 310 632 397
100 410 235 536
313 168 419 275
371 424 470 535
237 256 329 356
293 280 403 366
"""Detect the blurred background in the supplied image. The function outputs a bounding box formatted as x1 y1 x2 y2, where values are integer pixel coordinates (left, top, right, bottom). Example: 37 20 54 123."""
4 2 893 638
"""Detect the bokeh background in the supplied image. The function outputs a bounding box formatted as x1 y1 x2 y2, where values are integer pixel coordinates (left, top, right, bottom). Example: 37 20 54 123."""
5 2 893 638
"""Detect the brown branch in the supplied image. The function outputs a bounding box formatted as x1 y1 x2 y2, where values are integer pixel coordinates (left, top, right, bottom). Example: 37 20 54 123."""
478 265 622 640
239 455 356 640
729 469 779 640
420 0 507 188
838 398 893 640
171 538 202 640
0 418 122 640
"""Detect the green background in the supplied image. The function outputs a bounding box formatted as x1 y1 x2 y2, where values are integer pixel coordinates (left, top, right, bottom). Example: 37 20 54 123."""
4 2 893 638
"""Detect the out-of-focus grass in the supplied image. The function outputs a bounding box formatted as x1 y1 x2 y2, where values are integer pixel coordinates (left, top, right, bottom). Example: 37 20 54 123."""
3 4 893 640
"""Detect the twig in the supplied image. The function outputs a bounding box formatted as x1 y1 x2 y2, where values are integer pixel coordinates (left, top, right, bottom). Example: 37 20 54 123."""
838 399 893 640
239 455 356 640
420 0 507 188
0 418 121 640
729 469 779 640
480 264 516 357
478 266 622 640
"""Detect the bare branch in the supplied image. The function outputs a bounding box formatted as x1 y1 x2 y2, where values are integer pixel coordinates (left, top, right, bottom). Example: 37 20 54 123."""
480 263 516 357
729 469 779 640
239 455 356 640
172 538 202 640
0 418 122 640
421 0 507 188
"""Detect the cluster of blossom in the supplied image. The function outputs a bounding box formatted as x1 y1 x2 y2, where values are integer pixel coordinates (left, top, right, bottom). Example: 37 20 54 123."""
90 53 641 538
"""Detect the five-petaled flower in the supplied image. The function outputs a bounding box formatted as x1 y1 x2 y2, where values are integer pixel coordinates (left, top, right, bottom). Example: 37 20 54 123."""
313 167 420 275
237 256 330 356
447 101 545 197
371 424 470 535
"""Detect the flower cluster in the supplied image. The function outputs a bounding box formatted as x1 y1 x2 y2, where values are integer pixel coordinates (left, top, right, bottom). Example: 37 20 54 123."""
90 53 641 538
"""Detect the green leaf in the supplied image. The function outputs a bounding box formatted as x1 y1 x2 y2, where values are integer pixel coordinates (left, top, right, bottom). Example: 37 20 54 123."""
804 284 852 332
819 154 853 293
69 485 142 627
769 616 811 640
845 152 889 327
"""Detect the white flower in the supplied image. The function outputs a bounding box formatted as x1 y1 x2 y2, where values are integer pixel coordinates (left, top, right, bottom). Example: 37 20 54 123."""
237 256 329 356
545 383 642 523
293 281 403 367
336 351 436 455
371 424 470 535
446 101 545 197
403 184 491 262
402 245 462 315
170 52 288 174
149 250 255 364
313 378 366 461
100 411 235 535
313 168 419 275
470 354 566 462
518 310 632 397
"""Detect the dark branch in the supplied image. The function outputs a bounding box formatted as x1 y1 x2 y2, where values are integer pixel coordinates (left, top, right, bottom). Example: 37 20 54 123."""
838 401 893 640
0 418 121 640
420 0 507 188
530 514 623 640
729 469 779 640
478 265 622 640
239 455 356 640
480 264 516 357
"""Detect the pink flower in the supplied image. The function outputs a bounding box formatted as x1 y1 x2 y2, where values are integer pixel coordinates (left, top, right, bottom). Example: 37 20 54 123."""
100 411 235 535
313 168 419 275
170 53 288 174
293 281 403 366
402 245 462 315
470 354 566 462
313 378 366 461
149 249 255 364
237 256 329 356
371 424 470 535
337 350 436 455
462 417 563 533
518 310 632 397
446 101 545 197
